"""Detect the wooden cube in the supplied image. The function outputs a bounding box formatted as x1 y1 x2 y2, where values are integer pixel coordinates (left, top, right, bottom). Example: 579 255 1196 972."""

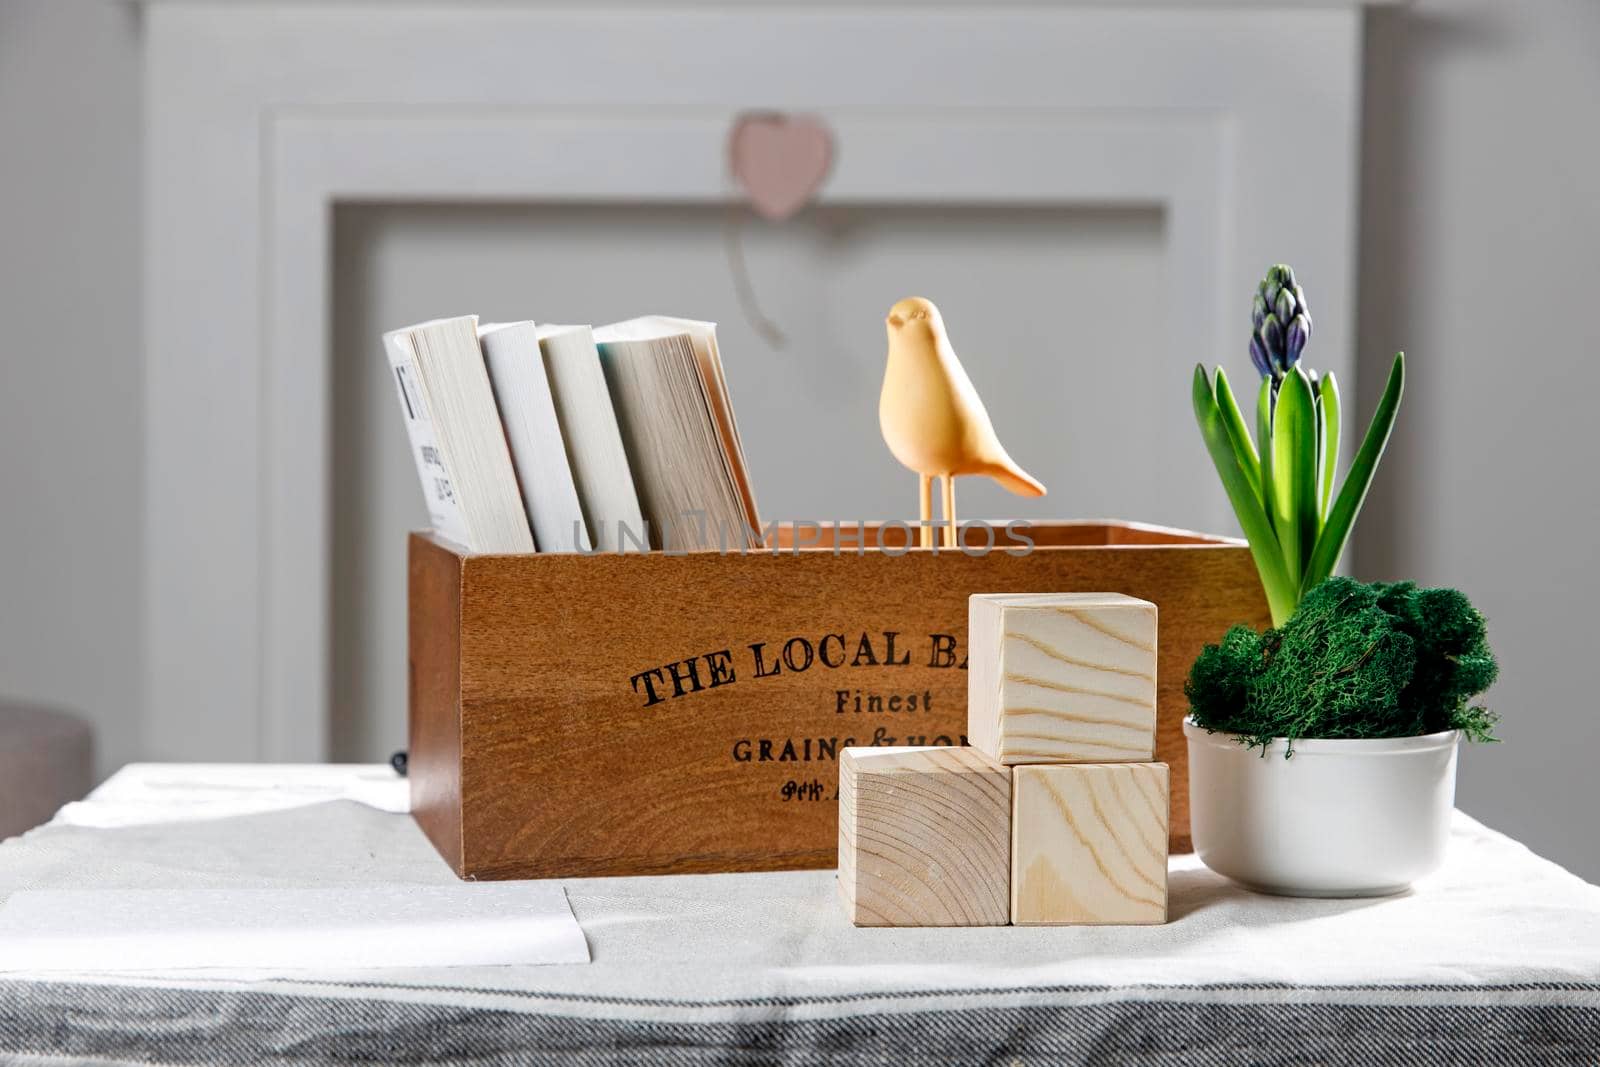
838 746 1011 927
1011 762 1169 925
968 592 1158 765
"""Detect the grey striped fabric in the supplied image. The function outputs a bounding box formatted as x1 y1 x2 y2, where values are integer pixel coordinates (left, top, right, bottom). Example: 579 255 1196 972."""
1 980 1597 1065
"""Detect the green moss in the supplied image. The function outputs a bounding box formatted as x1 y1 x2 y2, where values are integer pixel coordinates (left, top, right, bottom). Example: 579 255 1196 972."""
1186 625 1266 727
1186 576 1499 752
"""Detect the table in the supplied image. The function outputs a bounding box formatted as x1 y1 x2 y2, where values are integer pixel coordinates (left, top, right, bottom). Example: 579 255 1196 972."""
1 764 1597 1065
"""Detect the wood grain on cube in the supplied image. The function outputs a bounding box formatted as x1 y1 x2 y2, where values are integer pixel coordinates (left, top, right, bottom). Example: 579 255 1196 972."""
968 593 1157 765
838 746 1011 927
1012 762 1169 926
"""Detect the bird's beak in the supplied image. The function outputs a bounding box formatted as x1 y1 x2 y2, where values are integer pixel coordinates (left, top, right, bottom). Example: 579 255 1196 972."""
886 314 904 328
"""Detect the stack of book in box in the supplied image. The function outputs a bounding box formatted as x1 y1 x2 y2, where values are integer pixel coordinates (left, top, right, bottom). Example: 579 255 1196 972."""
385 315 761 554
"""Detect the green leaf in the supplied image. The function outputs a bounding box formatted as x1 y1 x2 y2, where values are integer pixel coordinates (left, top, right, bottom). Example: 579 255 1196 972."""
1213 367 1260 503
1313 392 1325 534
1269 366 1319 590
1256 376 1274 521
1192 365 1297 625
1302 353 1405 594
1312 391 1324 534
1318 371 1342 521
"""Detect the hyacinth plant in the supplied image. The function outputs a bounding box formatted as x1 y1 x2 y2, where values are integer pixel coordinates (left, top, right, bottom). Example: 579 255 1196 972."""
1192 265 1406 626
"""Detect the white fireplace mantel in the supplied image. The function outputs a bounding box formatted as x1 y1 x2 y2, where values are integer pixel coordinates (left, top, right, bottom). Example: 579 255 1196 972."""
142 2 1379 762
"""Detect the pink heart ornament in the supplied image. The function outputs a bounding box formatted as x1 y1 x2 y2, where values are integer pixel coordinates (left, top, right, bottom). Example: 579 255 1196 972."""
729 113 834 222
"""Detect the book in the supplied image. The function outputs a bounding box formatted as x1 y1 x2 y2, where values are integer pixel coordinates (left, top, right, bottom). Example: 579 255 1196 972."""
592 317 761 551
384 316 535 554
535 324 647 553
479 321 591 553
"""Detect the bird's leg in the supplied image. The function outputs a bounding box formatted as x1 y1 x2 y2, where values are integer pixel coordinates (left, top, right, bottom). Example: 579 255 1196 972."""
919 473 933 549
941 475 957 548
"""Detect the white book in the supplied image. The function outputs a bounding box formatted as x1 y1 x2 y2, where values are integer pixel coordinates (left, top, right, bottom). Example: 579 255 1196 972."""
536 324 647 553
479 321 591 553
592 317 762 551
385 332 472 549
383 316 535 555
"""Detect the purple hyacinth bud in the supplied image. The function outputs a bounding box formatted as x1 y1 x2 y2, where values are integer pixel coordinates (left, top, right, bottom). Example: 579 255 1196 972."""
1249 264 1313 379
1274 286 1297 328
1285 314 1310 367
1262 315 1286 374
1249 335 1271 378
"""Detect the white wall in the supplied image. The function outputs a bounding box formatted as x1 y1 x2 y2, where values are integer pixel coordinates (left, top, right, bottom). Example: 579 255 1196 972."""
1 0 1596 881
1356 0 1600 881
0 0 142 781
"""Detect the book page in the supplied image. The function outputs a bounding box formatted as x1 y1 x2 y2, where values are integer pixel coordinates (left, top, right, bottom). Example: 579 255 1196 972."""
632 317 761 540
406 317 536 555
594 330 748 550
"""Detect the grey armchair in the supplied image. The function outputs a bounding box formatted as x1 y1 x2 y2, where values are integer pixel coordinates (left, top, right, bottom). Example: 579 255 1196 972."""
0 701 93 839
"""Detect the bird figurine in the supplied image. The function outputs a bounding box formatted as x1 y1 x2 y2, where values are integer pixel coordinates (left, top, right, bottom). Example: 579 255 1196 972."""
879 296 1046 548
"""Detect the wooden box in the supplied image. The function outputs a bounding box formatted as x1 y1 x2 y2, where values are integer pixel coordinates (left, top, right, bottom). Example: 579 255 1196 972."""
408 521 1268 880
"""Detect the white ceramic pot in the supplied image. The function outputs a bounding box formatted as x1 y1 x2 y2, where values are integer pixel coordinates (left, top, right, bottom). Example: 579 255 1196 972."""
1184 718 1459 897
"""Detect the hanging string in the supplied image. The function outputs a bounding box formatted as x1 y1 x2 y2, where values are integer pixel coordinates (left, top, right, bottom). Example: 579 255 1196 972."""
723 201 788 349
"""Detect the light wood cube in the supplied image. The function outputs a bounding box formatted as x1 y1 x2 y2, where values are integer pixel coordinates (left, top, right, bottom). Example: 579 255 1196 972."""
838 746 1011 927
968 592 1157 765
1012 762 1169 925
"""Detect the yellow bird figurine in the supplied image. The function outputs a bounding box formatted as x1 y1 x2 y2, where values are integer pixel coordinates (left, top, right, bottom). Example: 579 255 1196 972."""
880 296 1046 548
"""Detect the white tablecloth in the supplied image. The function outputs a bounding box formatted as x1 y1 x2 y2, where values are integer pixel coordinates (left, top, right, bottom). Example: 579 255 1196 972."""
1 764 1597 1065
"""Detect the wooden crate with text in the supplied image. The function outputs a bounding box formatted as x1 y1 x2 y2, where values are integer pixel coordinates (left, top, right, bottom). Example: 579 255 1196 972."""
407 520 1267 880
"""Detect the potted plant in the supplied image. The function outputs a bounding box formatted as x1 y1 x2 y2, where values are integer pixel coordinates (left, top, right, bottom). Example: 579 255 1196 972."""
1186 265 1499 896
